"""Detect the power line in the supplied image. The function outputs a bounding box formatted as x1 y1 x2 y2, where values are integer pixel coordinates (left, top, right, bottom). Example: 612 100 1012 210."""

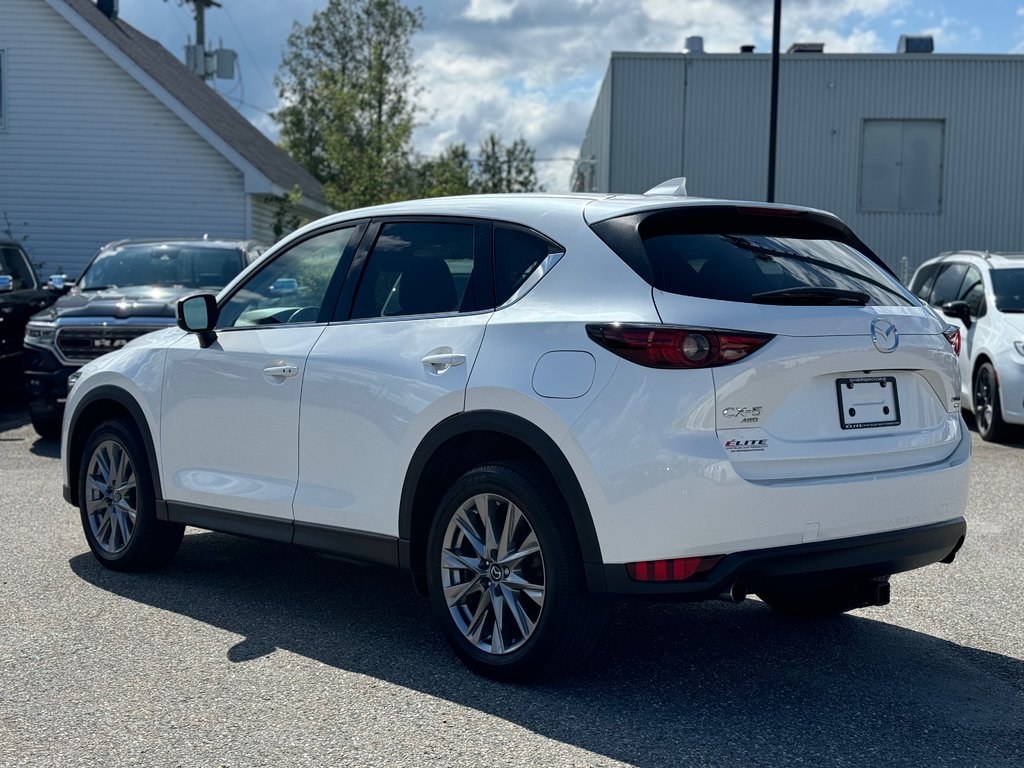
222 3 276 96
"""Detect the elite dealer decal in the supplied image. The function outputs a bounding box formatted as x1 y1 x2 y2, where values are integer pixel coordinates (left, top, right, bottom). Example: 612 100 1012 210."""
724 438 768 453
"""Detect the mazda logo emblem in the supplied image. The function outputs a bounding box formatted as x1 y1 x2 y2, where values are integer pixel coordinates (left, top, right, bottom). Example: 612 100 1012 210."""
871 318 899 353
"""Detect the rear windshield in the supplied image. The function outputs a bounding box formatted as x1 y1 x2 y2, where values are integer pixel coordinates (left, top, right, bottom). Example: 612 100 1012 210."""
591 208 915 307
990 268 1024 312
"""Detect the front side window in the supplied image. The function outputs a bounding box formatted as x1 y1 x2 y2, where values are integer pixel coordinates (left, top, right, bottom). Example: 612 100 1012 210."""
350 221 480 319
0 245 35 289
218 227 356 328
957 266 985 318
927 263 968 307
79 243 245 291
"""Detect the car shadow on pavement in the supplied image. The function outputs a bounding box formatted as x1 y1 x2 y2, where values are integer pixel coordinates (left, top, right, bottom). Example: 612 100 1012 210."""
69 531 1024 767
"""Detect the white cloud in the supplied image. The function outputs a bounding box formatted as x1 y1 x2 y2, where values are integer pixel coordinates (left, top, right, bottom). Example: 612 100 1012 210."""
464 0 519 22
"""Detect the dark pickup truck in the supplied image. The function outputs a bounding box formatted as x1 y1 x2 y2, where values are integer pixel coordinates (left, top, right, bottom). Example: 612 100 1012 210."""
0 241 60 391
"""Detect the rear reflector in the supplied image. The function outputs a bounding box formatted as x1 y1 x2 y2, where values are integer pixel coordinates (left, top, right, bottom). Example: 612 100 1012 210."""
587 324 773 368
626 555 723 582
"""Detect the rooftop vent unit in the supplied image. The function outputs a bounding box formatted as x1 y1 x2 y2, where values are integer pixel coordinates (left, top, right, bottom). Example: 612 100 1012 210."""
740 45 755 54
898 35 934 53
685 36 705 54
788 42 825 53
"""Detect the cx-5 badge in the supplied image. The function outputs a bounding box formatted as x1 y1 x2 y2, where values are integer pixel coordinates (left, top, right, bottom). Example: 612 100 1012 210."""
871 318 899 353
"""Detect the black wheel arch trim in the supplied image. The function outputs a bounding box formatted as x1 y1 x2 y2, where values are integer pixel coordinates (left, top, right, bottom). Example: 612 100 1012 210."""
66 385 163 509
398 410 605 588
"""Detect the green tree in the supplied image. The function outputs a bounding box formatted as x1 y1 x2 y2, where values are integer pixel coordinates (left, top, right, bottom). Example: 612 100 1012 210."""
473 133 540 193
413 135 542 198
274 0 423 209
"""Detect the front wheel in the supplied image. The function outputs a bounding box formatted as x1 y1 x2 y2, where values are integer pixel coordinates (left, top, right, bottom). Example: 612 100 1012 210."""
426 462 606 681
973 362 1008 442
78 418 183 571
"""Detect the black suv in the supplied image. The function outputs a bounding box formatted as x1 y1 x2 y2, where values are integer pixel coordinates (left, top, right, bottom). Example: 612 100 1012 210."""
23 238 264 437
0 241 60 390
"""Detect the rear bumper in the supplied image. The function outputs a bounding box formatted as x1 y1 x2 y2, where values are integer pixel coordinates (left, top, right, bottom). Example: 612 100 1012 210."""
595 517 966 600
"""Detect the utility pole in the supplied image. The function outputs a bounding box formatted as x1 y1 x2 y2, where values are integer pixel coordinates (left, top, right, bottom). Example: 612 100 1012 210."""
166 0 223 79
767 0 781 202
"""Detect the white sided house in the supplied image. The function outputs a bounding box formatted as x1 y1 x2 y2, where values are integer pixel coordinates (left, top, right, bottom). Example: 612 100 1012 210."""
0 0 330 276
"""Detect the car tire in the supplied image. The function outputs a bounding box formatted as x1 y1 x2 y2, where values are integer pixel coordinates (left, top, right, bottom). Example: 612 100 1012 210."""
426 461 606 681
29 406 61 440
78 418 184 571
973 361 1008 442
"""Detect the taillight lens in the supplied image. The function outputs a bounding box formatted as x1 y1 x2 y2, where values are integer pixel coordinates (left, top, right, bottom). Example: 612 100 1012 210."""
942 324 961 356
586 324 773 368
626 555 723 582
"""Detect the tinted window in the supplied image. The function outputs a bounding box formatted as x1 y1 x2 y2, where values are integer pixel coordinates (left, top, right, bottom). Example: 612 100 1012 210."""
351 222 478 319
79 244 245 290
990 268 1024 312
494 226 560 305
218 227 356 328
928 263 968 306
958 266 985 318
0 246 35 289
909 263 940 299
638 233 912 306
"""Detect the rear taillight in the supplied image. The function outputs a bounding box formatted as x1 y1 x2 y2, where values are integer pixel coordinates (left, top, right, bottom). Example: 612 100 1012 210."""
626 556 723 582
586 324 773 368
942 324 961 356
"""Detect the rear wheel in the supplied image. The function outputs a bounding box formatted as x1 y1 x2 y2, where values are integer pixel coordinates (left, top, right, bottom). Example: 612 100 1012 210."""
973 362 1007 442
78 418 183 571
426 462 606 681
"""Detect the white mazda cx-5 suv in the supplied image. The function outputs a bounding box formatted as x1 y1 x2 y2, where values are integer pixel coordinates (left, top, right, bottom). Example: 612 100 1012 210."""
62 183 969 680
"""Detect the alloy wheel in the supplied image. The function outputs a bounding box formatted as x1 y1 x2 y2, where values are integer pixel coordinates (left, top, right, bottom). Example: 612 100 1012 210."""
440 492 546 655
84 439 138 555
975 367 994 435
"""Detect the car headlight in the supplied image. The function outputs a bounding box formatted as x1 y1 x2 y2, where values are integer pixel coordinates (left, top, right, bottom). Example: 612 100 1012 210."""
25 322 57 346
1015 341 1024 357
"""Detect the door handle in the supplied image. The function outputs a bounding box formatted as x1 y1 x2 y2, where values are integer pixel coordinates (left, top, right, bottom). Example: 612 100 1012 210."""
263 364 299 378
421 353 466 373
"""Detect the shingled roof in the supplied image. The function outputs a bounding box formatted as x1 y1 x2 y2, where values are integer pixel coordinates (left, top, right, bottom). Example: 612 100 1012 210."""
55 0 326 208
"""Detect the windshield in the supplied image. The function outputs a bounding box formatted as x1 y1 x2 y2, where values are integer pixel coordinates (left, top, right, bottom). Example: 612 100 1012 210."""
990 268 1024 312
78 244 244 290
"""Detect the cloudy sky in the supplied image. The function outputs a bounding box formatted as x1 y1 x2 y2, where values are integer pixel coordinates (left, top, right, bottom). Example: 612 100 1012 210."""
118 0 1024 192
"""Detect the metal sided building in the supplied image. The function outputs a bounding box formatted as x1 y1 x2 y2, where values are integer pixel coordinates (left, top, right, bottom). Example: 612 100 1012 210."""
574 42 1024 278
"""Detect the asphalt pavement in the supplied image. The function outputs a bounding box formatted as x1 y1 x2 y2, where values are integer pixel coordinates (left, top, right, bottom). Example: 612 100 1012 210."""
1 398 1022 767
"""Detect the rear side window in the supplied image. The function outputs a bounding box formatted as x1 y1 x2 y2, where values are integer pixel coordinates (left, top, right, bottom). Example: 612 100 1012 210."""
493 226 561 306
591 208 915 307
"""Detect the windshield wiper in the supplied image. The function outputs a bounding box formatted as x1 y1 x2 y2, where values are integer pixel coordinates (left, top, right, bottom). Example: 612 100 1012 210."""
750 286 870 306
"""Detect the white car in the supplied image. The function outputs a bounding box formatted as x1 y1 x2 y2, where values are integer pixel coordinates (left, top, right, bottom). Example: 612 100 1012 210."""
910 251 1024 442
62 184 969 680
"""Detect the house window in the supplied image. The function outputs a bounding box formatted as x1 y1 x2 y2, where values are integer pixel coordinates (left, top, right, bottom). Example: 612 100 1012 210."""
860 119 944 213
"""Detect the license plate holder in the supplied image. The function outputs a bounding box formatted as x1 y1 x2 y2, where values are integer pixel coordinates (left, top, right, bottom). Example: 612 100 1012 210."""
836 376 900 430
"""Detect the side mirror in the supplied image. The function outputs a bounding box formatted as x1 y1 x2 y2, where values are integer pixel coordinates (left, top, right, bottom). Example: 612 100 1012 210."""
46 274 72 294
941 300 972 328
0 275 12 293
176 294 219 348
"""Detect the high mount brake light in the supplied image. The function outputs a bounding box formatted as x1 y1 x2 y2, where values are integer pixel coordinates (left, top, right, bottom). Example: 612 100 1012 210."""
735 206 806 217
586 324 773 369
942 324 961 356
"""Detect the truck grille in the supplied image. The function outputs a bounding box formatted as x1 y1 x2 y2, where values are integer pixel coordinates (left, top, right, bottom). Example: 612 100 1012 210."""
56 326 166 364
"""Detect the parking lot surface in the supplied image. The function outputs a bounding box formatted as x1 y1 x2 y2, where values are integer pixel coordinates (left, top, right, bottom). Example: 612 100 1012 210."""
1 400 1022 767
